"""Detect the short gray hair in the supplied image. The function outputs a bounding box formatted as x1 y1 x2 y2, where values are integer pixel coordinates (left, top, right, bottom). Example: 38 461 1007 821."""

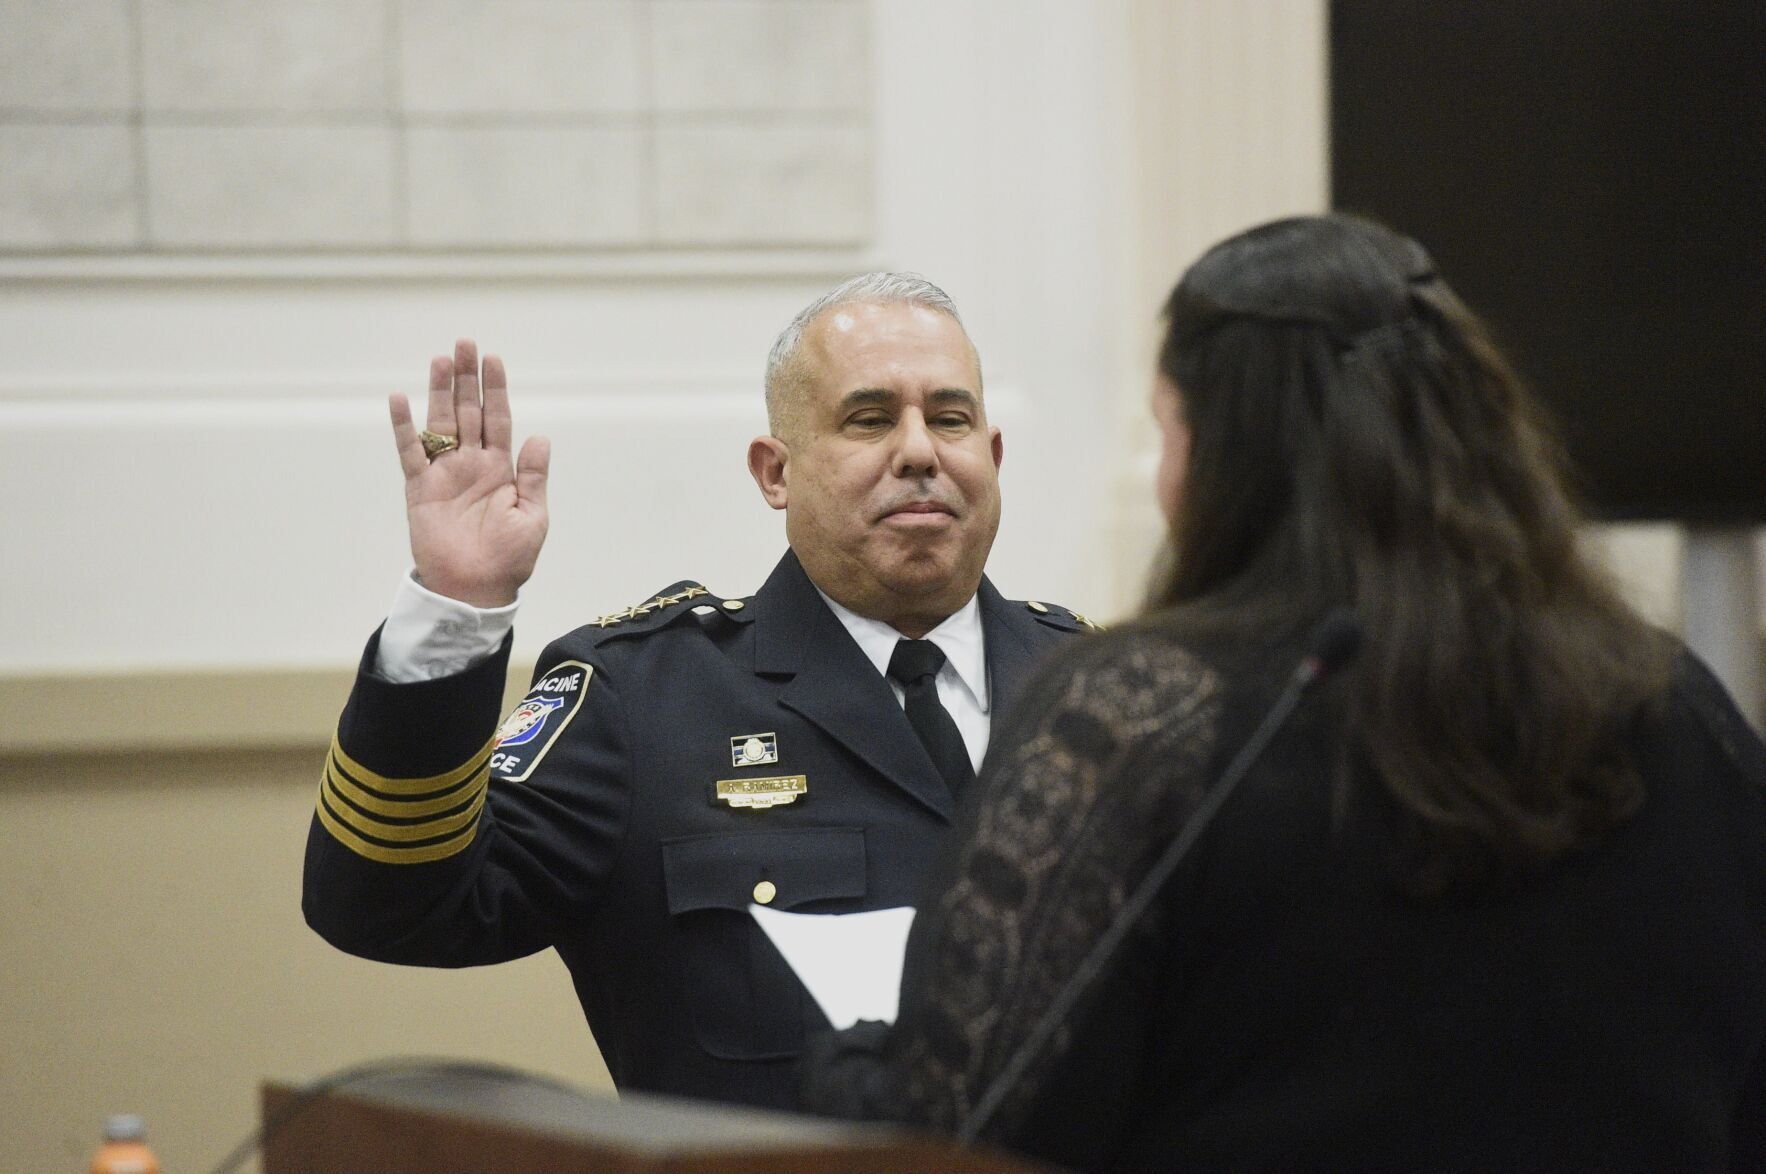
764 272 970 435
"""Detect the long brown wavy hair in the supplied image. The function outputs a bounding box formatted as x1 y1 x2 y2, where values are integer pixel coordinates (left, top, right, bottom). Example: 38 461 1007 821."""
1148 214 1672 895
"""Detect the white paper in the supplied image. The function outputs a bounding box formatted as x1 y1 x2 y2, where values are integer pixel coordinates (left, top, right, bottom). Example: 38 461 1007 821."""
749 904 916 1029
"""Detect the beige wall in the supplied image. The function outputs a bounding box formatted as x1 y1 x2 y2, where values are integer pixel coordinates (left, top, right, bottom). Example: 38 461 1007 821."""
0 737 613 1172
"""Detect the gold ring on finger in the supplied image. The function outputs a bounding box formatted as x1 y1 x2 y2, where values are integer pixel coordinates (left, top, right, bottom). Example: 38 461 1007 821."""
419 429 460 460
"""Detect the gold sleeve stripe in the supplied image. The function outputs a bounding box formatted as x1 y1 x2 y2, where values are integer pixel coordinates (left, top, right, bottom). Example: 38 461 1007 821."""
315 795 479 866
328 733 496 796
325 751 485 819
322 775 488 844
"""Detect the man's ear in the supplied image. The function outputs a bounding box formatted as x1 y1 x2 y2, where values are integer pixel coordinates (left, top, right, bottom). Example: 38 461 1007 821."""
990 425 1004 471
747 436 790 510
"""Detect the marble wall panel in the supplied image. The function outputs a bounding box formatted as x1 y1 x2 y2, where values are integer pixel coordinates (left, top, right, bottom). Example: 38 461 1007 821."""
139 0 389 112
406 125 647 245
656 122 868 245
143 126 395 246
0 125 139 247
3 0 876 255
0 0 135 112
397 0 644 114
652 0 868 112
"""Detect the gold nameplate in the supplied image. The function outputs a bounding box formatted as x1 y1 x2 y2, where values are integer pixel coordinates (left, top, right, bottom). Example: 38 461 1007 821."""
714 774 808 809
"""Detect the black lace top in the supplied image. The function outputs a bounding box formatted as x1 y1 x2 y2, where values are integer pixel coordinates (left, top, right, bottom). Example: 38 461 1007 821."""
896 625 1224 1134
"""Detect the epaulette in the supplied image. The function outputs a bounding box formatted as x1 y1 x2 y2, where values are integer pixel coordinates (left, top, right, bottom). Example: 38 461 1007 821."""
582 580 754 640
1022 599 1105 633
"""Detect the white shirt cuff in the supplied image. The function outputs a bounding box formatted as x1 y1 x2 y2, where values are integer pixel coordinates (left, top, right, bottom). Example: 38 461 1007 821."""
373 571 520 683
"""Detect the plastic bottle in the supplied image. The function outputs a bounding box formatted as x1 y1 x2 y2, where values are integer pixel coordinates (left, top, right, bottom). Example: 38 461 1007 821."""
90 1114 161 1174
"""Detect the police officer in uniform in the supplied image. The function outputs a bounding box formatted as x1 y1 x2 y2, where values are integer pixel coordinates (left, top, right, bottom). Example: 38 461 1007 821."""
302 274 1090 1110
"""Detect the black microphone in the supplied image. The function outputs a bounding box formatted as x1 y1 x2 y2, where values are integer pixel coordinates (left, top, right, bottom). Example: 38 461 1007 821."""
956 608 1363 1144
1293 607 1363 687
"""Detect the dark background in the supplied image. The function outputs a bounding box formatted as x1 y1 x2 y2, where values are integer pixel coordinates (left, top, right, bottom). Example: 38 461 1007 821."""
1330 1 1765 523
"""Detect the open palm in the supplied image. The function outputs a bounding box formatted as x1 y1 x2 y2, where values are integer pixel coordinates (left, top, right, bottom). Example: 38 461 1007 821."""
390 339 550 608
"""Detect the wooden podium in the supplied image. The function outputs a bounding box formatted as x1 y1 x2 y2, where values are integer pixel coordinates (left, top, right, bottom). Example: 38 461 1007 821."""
260 1065 1047 1173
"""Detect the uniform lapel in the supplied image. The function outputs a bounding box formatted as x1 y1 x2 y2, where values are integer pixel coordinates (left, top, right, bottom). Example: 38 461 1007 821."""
751 551 955 820
976 574 1051 714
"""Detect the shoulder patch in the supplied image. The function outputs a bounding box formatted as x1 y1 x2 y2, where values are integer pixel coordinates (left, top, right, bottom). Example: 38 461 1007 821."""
491 660 592 782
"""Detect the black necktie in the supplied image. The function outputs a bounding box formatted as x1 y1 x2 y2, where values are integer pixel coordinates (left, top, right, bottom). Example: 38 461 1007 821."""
886 639 976 794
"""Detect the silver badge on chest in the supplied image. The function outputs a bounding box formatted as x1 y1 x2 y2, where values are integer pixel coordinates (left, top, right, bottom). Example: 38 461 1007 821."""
729 731 779 767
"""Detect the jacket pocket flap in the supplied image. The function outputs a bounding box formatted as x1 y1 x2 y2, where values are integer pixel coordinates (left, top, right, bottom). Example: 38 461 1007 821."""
662 827 866 915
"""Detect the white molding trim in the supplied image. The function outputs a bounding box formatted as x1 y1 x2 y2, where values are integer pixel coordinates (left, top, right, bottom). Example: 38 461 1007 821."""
0 369 758 403
0 662 536 756
0 248 888 285
0 370 1031 418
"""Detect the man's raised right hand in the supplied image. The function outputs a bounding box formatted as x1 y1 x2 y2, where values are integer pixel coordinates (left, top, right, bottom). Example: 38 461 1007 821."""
390 338 550 608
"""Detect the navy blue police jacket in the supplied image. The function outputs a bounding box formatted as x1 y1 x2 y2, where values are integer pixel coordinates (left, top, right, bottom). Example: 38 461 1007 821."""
303 549 1086 1110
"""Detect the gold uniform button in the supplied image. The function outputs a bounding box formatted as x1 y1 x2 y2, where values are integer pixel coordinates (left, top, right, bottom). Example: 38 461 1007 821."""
723 599 746 611
752 880 777 905
1027 601 1050 613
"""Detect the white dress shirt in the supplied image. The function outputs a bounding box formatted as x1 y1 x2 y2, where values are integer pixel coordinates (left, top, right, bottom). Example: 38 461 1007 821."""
814 588 992 773
374 572 517 683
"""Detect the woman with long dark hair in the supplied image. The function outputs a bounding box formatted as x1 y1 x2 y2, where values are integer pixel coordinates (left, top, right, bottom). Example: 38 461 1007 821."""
802 215 1766 1172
